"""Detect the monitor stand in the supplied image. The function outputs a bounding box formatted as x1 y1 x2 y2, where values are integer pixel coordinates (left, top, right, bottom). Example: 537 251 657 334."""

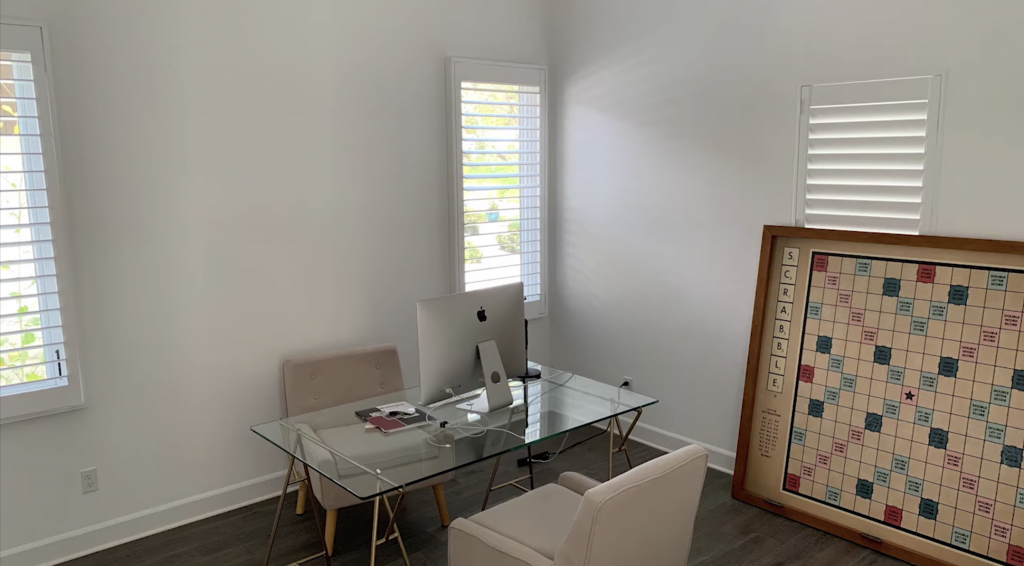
459 339 513 413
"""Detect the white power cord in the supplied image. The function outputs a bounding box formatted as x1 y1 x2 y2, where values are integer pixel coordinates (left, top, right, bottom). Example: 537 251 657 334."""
423 388 527 448
422 372 577 449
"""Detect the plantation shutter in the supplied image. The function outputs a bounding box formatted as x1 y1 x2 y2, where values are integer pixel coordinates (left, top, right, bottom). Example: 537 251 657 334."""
1 23 83 422
449 59 547 318
796 76 942 235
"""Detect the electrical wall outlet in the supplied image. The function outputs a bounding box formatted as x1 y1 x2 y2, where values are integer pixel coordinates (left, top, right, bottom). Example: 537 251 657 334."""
622 376 634 388
80 467 99 494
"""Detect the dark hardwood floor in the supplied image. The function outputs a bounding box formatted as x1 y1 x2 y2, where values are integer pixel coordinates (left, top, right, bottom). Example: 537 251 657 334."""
64 433 907 566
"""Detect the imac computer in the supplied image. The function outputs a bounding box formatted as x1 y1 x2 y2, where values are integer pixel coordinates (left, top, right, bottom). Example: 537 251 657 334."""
417 282 527 412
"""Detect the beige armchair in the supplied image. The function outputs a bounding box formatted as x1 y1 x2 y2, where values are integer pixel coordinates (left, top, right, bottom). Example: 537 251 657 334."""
448 444 709 566
283 344 453 557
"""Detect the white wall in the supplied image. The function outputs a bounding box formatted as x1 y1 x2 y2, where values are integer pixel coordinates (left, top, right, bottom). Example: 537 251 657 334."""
0 1 549 563
548 0 1024 471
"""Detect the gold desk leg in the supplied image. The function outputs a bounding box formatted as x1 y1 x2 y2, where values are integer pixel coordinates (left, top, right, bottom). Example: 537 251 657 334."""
609 408 643 480
381 492 410 566
369 494 381 566
481 455 502 511
262 458 330 566
614 417 635 469
301 463 333 566
262 457 294 566
481 453 534 511
608 419 615 480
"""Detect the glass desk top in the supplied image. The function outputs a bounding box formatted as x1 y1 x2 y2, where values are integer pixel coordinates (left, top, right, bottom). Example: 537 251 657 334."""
251 365 658 500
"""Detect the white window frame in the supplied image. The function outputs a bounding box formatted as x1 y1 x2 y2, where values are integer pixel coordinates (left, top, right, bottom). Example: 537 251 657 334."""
446 57 549 319
793 75 944 235
1 21 85 423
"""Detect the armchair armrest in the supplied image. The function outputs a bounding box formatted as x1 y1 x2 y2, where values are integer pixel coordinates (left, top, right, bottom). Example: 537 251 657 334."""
557 472 601 495
449 518 553 566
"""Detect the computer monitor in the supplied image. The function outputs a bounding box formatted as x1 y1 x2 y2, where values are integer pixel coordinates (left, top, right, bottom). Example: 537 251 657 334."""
417 282 527 407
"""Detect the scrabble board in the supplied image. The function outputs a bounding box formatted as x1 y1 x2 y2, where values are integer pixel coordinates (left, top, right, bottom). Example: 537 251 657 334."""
734 227 1024 566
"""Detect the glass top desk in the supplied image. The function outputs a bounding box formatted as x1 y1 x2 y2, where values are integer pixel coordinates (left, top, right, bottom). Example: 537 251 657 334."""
251 365 658 566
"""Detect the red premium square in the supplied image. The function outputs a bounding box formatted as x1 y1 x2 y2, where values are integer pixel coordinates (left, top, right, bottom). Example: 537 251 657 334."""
1008 545 1024 566
799 365 815 383
813 255 829 272
884 505 903 527
785 473 801 491
917 265 936 284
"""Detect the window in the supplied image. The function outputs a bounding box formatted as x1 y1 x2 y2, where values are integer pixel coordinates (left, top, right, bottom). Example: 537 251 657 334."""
447 58 547 318
795 76 942 235
1 23 83 423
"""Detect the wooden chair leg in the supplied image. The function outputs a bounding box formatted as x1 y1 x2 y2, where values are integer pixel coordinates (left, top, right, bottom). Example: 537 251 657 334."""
295 481 307 515
325 509 338 556
432 484 451 527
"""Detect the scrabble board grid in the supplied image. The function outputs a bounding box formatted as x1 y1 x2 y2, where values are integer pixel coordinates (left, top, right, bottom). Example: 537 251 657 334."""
782 252 1024 566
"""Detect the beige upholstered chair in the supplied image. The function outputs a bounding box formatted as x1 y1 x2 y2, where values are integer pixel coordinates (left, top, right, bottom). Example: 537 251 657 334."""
283 344 453 556
448 444 709 566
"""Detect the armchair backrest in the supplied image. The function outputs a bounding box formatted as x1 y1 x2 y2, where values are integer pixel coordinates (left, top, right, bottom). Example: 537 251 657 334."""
283 344 405 417
554 445 709 566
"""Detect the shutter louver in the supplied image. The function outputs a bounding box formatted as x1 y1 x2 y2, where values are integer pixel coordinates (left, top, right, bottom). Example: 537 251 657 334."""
459 79 544 305
0 50 69 390
798 77 941 235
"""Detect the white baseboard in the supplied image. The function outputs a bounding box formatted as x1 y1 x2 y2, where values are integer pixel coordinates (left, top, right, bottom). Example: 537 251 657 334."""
2 424 734 566
0 470 296 566
603 421 736 475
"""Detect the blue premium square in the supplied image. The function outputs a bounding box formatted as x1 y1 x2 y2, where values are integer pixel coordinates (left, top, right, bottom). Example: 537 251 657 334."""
948 285 969 306
897 298 914 316
865 413 883 433
1002 445 1023 469
874 346 892 366
816 336 832 354
856 479 874 500
829 355 844 372
1013 369 1024 392
808 399 825 418
929 428 949 450
882 278 901 297
938 357 959 378
919 498 939 520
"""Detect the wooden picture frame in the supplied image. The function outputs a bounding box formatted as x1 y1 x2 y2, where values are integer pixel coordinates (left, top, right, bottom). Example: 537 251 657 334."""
732 226 1024 566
